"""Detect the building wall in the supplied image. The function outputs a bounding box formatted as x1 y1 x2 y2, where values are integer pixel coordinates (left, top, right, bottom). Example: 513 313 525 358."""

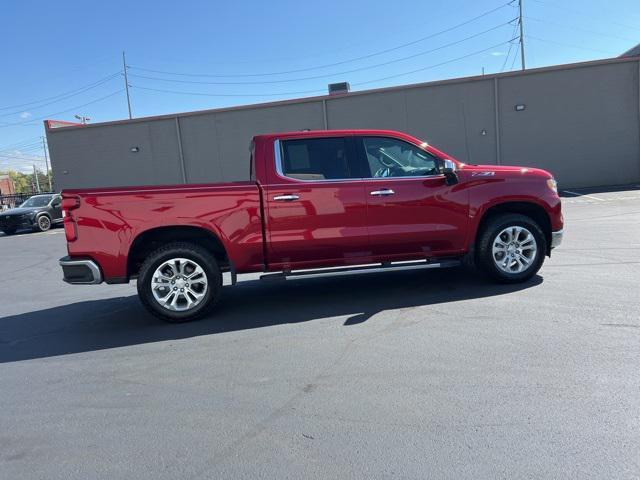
498 60 640 187
47 57 640 190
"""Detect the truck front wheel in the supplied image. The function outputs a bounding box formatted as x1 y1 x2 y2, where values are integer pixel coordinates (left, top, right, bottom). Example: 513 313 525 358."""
476 213 547 283
137 242 222 322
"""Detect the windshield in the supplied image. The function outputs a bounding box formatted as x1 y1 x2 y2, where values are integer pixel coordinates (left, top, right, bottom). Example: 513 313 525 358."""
20 195 53 208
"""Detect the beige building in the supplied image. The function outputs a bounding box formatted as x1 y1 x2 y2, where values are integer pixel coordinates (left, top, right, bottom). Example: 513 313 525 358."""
46 55 640 190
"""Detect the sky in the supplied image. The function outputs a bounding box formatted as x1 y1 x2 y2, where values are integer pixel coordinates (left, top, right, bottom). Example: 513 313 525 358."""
0 0 638 173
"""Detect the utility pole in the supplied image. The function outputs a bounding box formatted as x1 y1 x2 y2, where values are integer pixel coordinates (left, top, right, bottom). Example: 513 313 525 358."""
518 0 526 70
33 164 41 193
42 136 52 192
122 51 133 119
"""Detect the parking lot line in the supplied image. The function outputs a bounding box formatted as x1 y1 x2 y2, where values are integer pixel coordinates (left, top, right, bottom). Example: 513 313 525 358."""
563 190 605 201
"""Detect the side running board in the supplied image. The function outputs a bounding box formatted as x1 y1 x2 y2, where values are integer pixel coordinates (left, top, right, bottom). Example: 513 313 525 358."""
260 259 461 281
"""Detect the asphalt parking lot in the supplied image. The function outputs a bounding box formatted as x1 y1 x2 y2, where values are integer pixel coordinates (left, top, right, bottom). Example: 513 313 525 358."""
1 187 639 479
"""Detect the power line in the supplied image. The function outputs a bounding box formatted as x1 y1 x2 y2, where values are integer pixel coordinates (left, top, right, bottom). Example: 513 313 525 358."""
0 136 42 151
0 72 122 113
131 85 323 98
501 20 521 71
131 40 513 98
526 35 618 55
0 153 44 162
9 144 43 153
129 2 514 79
0 73 120 119
529 0 640 32
0 158 46 165
526 16 637 42
0 90 124 129
509 45 519 71
0 148 42 158
352 40 514 86
128 22 514 87
0 141 42 154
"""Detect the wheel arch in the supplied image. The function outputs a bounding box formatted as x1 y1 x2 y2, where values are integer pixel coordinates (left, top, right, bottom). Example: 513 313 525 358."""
127 225 231 279
474 201 552 256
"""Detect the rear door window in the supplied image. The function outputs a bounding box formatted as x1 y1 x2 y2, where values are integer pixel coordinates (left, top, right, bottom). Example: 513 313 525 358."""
280 137 357 180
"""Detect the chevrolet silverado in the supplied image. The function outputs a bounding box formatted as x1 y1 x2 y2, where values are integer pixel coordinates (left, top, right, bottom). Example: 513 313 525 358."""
59 129 563 322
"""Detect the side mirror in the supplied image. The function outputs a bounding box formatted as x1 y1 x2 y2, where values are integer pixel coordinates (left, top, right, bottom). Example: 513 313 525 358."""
442 159 459 186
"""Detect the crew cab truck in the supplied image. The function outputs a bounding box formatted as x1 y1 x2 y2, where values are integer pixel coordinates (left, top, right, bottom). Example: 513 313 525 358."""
59 129 563 322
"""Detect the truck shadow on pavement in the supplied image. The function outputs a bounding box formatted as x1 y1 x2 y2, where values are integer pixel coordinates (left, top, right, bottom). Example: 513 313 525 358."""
0 268 542 363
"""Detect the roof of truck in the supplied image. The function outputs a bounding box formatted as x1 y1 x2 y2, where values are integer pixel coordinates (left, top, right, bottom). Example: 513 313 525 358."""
254 129 426 141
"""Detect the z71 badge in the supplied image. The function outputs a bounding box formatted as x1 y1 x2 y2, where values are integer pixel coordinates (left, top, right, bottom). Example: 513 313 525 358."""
471 171 495 177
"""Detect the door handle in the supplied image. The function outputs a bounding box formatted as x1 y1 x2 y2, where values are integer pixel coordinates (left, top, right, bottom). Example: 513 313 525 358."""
273 194 300 202
370 189 395 196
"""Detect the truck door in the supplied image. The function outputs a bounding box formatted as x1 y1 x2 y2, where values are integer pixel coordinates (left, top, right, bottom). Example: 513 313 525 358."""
357 136 468 258
265 136 369 269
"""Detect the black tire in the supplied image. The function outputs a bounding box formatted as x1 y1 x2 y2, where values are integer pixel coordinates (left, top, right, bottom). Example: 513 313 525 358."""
476 213 547 283
137 242 222 323
2 227 17 235
35 214 51 232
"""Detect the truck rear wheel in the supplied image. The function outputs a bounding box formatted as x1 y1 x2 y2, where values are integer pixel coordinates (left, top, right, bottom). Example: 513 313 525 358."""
137 242 222 322
476 213 547 283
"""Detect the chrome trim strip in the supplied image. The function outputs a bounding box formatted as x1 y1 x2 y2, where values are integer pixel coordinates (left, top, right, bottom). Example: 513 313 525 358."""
260 259 461 281
551 229 563 249
59 258 103 284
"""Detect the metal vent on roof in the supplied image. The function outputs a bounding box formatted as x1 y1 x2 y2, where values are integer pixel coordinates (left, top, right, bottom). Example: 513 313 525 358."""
328 82 350 95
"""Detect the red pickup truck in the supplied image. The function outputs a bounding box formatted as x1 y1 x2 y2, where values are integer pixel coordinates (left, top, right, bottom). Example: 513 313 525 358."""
59 129 563 322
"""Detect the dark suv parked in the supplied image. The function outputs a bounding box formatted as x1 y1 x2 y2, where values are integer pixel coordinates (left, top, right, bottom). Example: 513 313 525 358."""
0 194 62 235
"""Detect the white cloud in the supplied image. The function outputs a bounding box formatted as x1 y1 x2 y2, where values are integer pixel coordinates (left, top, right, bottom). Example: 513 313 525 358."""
0 149 46 174
490 51 506 57
19 112 32 119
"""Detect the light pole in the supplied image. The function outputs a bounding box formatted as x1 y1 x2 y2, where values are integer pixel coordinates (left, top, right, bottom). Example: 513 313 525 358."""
74 114 91 125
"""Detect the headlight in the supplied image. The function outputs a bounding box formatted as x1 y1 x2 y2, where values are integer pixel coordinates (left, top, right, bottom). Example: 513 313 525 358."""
546 178 558 194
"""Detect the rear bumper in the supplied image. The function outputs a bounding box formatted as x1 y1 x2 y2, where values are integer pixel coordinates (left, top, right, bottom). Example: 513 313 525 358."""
551 229 563 249
59 256 103 284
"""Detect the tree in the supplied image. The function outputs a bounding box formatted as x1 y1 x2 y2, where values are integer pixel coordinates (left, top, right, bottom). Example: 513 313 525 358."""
0 169 53 194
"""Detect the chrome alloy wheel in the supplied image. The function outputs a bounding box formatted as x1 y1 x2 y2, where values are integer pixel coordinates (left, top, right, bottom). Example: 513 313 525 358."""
151 258 208 312
491 226 538 274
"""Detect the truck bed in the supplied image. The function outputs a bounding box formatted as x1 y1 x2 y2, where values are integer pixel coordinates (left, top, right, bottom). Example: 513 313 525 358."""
63 181 265 281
